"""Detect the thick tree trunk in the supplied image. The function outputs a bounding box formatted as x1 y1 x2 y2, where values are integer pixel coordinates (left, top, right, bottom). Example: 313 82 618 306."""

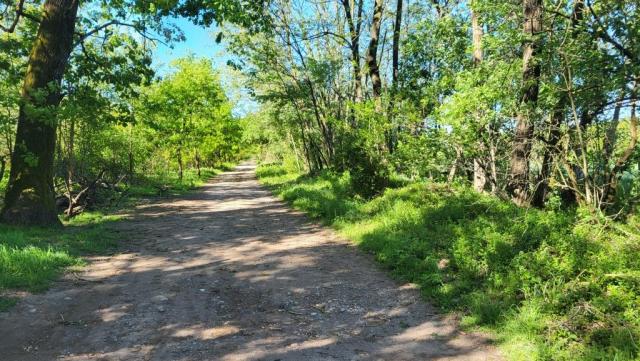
366 0 384 99
508 0 542 206
1 0 79 226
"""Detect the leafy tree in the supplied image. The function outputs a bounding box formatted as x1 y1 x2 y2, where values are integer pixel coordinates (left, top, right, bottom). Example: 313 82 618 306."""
139 57 240 180
0 0 271 226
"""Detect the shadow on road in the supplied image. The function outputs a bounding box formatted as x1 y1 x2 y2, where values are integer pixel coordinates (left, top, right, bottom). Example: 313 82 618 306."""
0 163 501 361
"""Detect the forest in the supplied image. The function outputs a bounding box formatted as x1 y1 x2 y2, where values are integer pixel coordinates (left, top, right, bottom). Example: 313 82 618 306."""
0 0 639 360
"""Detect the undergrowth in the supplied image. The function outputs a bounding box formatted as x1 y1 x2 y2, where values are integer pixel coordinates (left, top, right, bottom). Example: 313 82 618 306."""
257 163 640 361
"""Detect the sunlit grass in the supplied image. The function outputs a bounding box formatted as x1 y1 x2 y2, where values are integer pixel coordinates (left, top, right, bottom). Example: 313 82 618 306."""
0 163 236 311
0 212 119 309
257 163 640 361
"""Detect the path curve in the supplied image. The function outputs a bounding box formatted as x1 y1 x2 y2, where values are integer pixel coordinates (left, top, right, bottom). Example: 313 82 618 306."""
0 163 501 361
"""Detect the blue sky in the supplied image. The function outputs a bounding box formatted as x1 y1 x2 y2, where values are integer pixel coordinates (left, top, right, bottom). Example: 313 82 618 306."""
153 18 226 71
152 18 257 117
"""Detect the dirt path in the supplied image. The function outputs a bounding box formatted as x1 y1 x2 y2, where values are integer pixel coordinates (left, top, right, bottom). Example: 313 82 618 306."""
0 163 501 361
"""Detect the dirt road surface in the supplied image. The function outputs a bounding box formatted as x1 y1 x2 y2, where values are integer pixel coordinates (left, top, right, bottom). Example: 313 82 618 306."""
0 163 501 361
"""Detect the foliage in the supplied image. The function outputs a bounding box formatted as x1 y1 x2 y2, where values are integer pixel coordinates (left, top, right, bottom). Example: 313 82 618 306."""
258 163 640 360
238 0 639 211
137 58 243 178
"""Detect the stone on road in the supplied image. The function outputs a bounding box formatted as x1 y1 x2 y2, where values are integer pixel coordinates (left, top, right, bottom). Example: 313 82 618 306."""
0 163 501 360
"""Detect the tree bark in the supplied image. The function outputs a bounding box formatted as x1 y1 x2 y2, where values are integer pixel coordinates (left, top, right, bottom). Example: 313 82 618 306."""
128 123 134 179
508 0 542 206
391 0 402 88
177 147 184 182
195 150 201 177
65 117 75 217
341 0 364 104
447 145 462 183
471 5 483 66
386 0 403 153
0 157 5 184
1 0 80 226
471 3 487 193
366 0 384 99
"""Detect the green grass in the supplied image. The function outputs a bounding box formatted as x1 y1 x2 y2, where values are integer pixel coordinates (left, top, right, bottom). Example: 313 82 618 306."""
257 163 640 361
125 165 235 199
0 213 121 309
0 163 235 311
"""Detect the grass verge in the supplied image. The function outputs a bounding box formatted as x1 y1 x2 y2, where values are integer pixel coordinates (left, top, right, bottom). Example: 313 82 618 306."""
0 164 234 311
257 163 640 361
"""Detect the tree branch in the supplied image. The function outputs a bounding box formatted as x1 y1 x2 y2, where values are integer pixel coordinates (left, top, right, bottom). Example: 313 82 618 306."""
0 0 25 33
586 1 635 62
74 20 168 47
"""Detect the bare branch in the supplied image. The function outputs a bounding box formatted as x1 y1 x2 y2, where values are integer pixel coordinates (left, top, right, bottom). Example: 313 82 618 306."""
74 20 168 47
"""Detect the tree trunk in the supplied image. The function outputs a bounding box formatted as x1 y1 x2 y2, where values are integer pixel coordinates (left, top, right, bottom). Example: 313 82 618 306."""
0 157 5 183
128 123 134 179
177 148 184 182
471 5 483 65
603 97 623 164
601 84 638 207
366 0 384 99
531 0 585 207
195 150 201 177
471 3 487 193
447 145 462 183
1 0 80 226
341 0 364 104
531 106 563 207
391 0 402 88
386 0 403 153
66 117 75 216
508 0 542 206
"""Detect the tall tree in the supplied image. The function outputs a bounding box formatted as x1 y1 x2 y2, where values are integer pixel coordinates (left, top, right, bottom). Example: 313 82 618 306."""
391 0 403 90
471 1 486 193
508 0 542 206
386 0 403 153
531 0 584 207
366 0 384 99
1 0 80 226
341 0 365 104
